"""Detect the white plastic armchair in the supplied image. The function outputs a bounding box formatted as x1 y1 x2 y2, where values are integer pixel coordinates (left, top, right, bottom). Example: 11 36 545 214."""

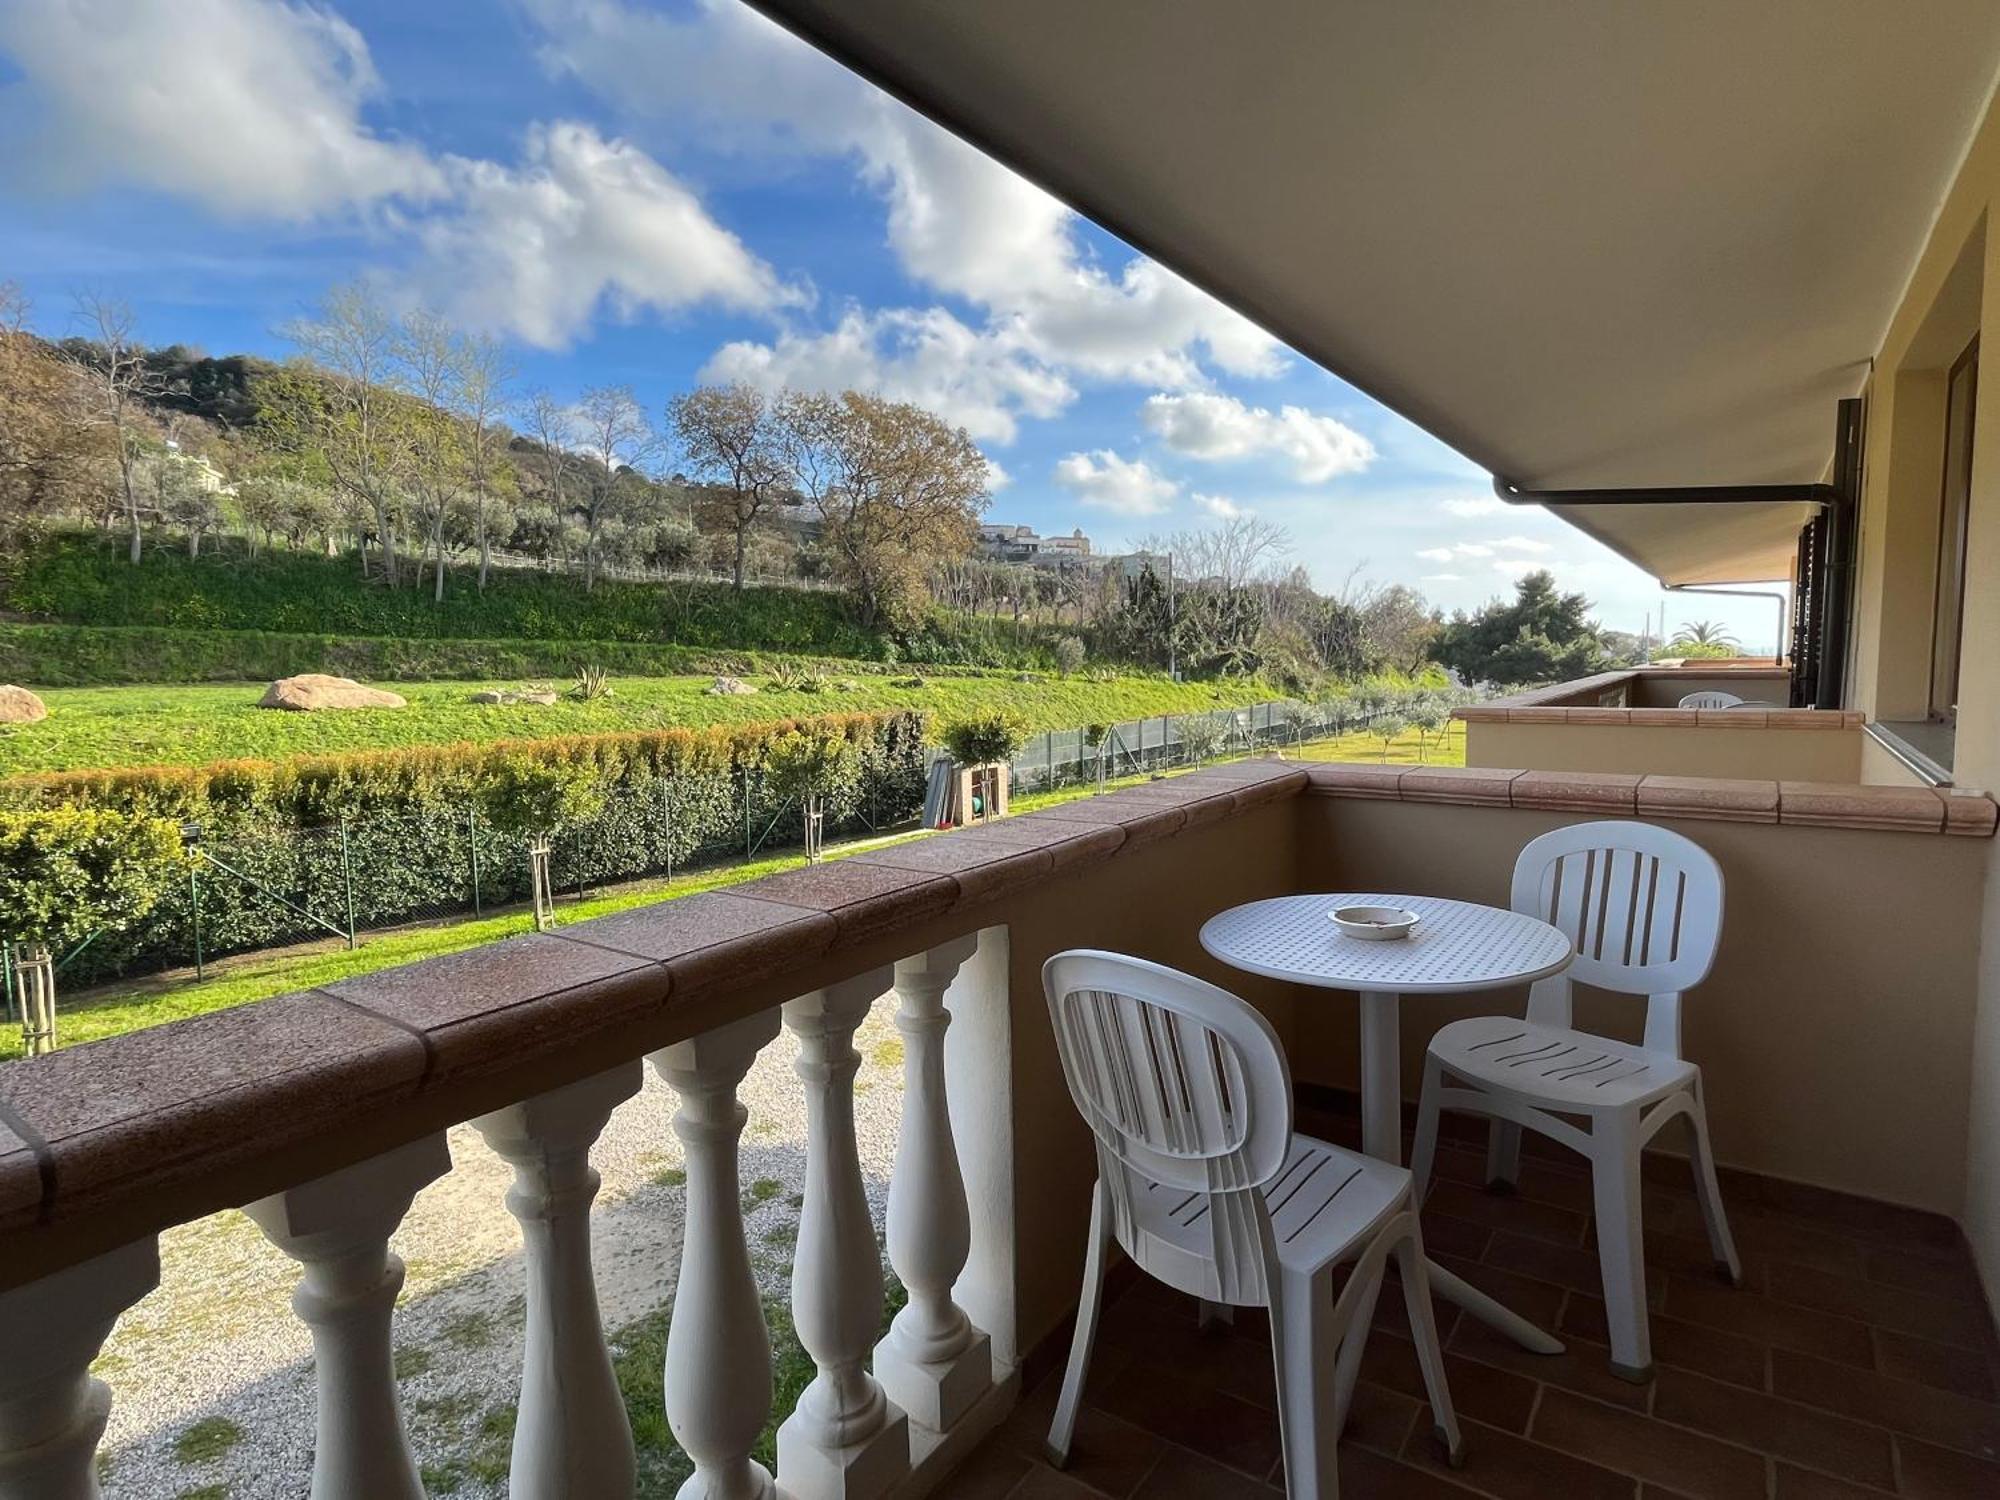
1677 690 1743 709
1410 822 1741 1381
1042 950 1461 1498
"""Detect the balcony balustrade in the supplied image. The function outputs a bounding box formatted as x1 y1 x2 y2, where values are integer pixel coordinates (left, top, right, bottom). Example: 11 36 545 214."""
0 759 1991 1497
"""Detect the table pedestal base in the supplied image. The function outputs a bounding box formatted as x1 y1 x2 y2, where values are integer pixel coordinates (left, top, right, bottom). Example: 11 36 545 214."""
1355 992 1563 1356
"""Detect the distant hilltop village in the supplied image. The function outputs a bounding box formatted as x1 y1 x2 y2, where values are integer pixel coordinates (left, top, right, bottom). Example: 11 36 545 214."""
975 523 1092 564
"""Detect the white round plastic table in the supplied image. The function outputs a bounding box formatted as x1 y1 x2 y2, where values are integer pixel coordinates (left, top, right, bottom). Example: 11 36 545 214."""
1200 891 1576 1355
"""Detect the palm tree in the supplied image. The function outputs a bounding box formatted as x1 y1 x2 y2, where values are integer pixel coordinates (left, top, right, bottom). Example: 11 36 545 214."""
1672 619 1739 648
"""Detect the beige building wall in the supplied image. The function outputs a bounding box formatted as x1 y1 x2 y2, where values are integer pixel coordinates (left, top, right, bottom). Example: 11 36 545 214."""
1464 721 1864 781
1844 80 2000 1301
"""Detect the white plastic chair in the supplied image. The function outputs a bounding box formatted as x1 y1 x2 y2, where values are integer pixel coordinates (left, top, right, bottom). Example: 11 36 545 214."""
1676 690 1743 709
1043 950 1461 1498
1410 823 1742 1381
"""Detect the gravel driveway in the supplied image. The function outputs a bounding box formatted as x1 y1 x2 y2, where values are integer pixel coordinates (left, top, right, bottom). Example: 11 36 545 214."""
94 1006 908 1500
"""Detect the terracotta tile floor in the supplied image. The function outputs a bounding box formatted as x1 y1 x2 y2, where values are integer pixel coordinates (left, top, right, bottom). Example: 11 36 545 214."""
947 1097 2000 1498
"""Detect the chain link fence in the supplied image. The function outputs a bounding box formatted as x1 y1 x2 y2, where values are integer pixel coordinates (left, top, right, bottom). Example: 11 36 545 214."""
11 693 1444 1017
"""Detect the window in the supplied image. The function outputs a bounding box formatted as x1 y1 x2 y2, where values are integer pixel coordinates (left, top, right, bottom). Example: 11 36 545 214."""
1930 336 1977 722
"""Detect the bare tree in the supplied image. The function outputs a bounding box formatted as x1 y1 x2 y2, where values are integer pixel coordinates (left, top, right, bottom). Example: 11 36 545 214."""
1135 515 1292 589
67 294 165 564
393 308 468 602
458 332 515 591
668 383 791 590
522 388 577 556
276 284 409 585
573 384 656 591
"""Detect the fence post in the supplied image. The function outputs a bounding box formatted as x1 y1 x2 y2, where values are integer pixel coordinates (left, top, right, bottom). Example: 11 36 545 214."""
189 867 205 982
743 772 753 860
338 818 358 949
468 806 483 918
1 943 12 1025
661 780 674 884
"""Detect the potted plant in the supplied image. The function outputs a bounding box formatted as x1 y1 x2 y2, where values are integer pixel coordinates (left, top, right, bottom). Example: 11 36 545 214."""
940 711 1029 825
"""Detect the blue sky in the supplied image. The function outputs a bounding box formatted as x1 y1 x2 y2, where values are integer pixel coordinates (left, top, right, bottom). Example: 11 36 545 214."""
0 0 1782 649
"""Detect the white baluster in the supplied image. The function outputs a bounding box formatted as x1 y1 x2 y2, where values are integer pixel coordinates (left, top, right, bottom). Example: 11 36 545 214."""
0 1239 157 1499
244 1134 450 1500
874 936 993 1436
649 1011 782 1500
473 1063 642 1500
778 968 908 1500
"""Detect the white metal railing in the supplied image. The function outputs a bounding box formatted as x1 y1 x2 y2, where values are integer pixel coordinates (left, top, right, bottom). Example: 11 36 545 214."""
0 935 1012 1499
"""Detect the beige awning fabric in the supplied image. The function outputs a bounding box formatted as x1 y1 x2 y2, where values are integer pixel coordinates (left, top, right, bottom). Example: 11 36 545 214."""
1541 500 1816 587
752 1 2000 527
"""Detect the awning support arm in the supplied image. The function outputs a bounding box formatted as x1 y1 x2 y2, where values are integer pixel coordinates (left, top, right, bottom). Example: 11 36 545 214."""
1492 476 1842 507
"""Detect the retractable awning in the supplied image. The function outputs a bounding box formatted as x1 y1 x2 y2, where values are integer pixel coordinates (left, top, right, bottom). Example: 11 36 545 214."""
751 1 2000 581
1543 500 1819 587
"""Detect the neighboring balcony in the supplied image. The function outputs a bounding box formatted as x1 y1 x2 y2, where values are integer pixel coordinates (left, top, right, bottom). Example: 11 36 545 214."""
0 759 1994 1497
1455 666 1881 785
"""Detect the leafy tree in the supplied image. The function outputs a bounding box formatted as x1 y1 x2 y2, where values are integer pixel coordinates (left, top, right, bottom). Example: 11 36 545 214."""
1431 570 1605 686
0 283 103 540
670 383 794 592
1373 712 1410 762
941 710 1029 767
0 807 182 1053
762 728 862 862
780 390 988 628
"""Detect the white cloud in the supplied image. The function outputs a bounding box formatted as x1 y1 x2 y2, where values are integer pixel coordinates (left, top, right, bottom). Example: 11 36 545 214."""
1054 450 1180 517
1491 558 1546 579
1141 392 1375 482
1194 493 1247 519
1442 495 1508 518
521 0 1286 427
0 0 443 217
0 2 793 349
420 123 799 348
982 456 1013 491
1417 536 1551 564
1421 572 1465 582
703 306 1071 443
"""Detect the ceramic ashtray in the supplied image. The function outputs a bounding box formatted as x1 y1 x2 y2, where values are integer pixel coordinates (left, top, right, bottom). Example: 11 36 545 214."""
1329 905 1419 941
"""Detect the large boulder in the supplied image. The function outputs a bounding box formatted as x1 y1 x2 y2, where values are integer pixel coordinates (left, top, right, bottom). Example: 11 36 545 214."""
259 674 407 712
708 676 758 696
0 686 47 723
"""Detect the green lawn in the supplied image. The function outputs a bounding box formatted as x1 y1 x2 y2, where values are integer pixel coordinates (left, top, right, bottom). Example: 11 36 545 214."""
0 670 1271 775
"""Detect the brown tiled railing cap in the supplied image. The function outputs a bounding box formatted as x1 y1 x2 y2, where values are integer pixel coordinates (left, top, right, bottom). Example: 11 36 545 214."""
1306 763 1997 837
0 760 1309 1274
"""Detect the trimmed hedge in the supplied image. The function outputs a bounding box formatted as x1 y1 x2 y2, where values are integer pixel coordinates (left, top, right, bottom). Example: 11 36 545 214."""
0 623 1010 688
4 533 1088 669
4 709 930 984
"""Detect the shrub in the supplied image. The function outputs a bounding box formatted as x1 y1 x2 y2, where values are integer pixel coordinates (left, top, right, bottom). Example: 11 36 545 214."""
0 710 931 983
1052 635 1087 676
572 664 613 701
940 711 1030 766
0 807 184 950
